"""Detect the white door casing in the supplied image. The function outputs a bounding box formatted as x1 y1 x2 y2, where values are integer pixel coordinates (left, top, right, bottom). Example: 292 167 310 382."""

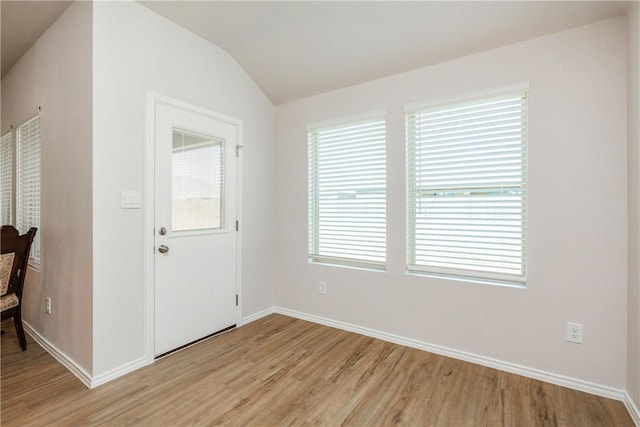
145 94 242 358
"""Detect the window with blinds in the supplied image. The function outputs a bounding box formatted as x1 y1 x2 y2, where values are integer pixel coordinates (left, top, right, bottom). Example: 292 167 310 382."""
406 87 528 284
1 132 12 225
308 115 386 269
17 116 41 264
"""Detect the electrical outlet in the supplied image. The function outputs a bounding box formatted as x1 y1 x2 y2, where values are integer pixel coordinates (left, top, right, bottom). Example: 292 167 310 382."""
566 322 583 344
319 281 327 295
46 297 52 315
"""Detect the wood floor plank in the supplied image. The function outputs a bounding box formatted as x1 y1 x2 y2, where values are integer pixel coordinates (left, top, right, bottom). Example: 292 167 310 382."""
1 315 634 426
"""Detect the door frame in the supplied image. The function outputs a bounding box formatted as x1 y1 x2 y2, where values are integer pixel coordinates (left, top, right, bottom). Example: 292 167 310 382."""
144 92 243 363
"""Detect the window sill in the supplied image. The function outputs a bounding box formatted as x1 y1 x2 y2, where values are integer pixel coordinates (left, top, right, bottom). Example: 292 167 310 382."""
406 270 527 289
309 258 386 273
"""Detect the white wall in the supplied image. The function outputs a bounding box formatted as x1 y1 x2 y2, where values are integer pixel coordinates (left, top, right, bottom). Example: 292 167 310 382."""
92 1 276 376
275 17 628 389
0 2 93 373
627 1 640 410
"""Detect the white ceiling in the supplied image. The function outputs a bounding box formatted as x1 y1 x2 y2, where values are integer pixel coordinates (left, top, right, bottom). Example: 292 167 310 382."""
1 1 72 78
139 1 631 105
2 1 631 105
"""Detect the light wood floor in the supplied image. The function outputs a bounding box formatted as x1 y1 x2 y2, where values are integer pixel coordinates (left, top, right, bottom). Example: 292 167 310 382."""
1 314 634 426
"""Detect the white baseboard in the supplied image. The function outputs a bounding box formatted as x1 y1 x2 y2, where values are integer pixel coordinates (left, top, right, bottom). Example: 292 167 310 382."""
24 307 270 390
90 356 149 388
24 321 92 388
24 322 150 389
625 392 640 426
23 306 637 424
240 307 275 326
273 307 627 402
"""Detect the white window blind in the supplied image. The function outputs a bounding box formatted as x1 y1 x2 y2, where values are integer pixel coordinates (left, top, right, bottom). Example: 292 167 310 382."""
308 116 386 269
0 132 12 225
17 116 41 264
406 88 527 284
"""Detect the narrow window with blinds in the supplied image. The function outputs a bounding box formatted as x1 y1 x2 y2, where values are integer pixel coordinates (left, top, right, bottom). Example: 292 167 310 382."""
17 116 41 264
308 115 386 270
406 86 528 284
0 132 13 225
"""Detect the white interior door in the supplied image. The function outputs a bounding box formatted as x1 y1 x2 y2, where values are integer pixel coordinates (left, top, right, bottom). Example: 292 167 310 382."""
154 102 237 357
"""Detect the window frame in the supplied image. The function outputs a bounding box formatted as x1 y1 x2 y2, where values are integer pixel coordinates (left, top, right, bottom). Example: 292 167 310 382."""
16 115 41 266
405 83 529 286
307 111 387 271
0 131 13 225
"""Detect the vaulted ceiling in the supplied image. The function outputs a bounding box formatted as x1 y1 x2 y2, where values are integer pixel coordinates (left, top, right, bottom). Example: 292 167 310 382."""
2 1 632 105
1 1 72 78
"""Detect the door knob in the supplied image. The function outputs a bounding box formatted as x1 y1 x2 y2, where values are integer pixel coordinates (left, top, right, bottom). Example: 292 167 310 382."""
158 244 169 254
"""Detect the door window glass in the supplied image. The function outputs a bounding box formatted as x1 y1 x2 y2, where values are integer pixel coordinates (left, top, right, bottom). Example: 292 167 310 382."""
172 130 224 231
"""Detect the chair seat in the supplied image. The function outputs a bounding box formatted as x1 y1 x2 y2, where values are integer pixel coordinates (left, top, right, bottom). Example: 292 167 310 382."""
1 293 19 311
1 226 37 350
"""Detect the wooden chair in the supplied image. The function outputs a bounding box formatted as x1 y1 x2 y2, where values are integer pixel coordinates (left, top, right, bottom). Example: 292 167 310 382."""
1 225 37 350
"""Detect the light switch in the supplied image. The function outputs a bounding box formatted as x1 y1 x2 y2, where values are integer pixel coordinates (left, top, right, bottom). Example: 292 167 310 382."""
121 191 141 209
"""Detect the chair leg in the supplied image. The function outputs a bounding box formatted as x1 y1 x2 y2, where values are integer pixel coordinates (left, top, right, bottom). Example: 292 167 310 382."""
13 312 27 351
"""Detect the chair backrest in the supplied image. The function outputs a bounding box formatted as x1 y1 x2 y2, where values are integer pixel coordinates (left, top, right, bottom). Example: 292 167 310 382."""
1 226 37 300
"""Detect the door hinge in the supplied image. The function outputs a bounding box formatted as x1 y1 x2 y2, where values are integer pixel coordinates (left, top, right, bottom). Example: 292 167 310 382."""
236 220 239 231
236 144 244 157
236 294 239 306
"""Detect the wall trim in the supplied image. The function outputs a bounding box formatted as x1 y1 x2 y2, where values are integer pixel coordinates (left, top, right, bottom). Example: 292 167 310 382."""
24 321 92 388
273 307 628 402
240 307 275 326
144 91 244 364
25 306 637 423
90 356 150 389
625 392 640 426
